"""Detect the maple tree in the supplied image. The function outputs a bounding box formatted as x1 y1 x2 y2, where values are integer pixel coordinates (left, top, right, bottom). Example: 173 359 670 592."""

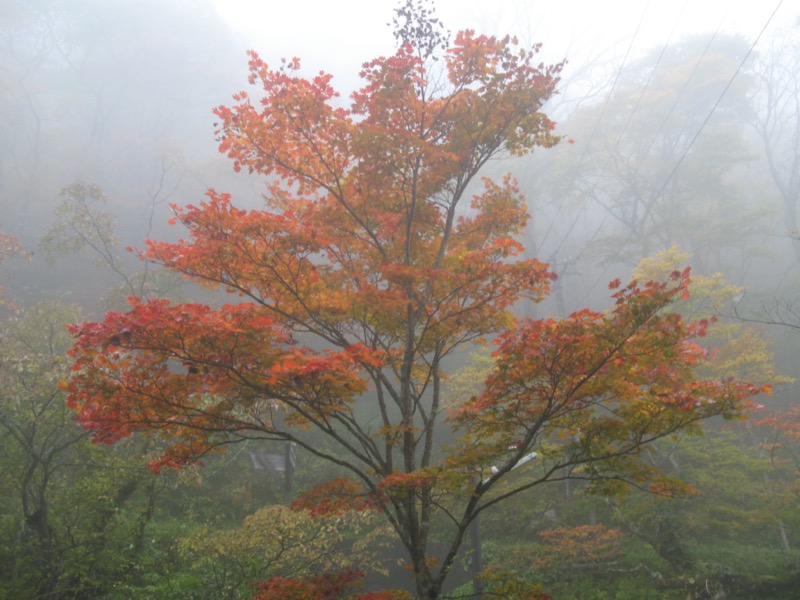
66 2 767 597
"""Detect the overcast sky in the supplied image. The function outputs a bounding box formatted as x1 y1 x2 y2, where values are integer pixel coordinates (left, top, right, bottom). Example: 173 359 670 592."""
211 0 792 89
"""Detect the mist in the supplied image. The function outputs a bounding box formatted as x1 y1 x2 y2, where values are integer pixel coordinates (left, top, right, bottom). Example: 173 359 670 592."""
1 1 798 598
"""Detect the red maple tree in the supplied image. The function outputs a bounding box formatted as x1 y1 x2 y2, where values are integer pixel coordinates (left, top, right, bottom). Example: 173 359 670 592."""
65 2 766 598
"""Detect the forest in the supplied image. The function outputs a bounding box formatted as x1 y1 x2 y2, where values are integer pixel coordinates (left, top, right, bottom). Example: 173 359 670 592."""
1 0 799 598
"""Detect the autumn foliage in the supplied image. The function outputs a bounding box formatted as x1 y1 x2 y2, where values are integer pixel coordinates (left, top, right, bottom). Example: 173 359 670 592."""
533 525 623 571
253 568 410 600
65 2 768 598
448 270 764 497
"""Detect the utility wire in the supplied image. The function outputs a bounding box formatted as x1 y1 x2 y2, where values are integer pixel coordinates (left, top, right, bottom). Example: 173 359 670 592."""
572 21 727 268
562 0 690 265
538 0 652 252
577 0 786 307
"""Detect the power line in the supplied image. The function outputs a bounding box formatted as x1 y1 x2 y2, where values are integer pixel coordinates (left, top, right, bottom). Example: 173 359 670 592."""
572 23 727 267
538 0 652 252
550 0 689 264
577 0 786 307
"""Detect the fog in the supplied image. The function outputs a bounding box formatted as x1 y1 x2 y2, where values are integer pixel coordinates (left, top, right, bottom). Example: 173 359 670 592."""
1 0 799 598
215 0 783 84
3 0 793 307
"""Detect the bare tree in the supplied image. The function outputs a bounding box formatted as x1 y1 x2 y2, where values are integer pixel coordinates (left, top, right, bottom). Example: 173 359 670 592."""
747 21 800 265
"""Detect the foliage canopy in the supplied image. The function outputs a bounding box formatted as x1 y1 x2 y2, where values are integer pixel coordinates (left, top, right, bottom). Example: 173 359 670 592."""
65 4 766 598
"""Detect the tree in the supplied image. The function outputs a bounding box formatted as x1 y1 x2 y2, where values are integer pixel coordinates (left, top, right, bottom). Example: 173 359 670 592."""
752 405 800 554
40 181 184 308
0 0 242 266
0 301 84 594
0 297 168 598
541 34 764 270
174 504 395 599
747 22 800 265
65 3 766 598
